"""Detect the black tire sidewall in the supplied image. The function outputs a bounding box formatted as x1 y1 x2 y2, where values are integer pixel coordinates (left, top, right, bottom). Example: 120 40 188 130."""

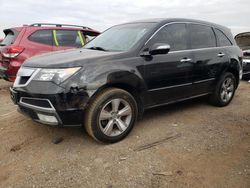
91 90 138 143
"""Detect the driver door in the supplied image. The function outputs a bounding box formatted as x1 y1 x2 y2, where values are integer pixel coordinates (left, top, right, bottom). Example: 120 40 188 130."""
142 23 194 107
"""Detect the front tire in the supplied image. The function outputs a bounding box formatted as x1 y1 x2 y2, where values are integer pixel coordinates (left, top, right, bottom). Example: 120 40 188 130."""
84 88 138 143
209 72 236 107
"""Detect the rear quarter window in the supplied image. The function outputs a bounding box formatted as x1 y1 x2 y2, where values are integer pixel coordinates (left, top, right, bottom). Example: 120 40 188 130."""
189 24 216 49
28 30 53 45
214 29 232 47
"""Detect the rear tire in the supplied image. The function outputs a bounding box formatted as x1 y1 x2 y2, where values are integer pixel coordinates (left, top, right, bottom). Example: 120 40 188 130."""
84 88 138 143
209 72 236 107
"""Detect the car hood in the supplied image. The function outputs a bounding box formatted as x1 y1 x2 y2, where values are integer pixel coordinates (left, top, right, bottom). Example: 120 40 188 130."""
23 48 127 68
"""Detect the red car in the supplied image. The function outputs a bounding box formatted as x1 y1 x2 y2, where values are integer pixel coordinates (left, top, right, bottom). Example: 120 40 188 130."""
0 23 100 81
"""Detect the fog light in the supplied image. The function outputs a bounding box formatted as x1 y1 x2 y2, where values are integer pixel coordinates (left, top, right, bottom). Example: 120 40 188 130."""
37 113 58 124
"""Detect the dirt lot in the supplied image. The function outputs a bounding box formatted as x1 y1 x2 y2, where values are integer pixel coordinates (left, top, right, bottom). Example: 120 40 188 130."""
0 80 249 188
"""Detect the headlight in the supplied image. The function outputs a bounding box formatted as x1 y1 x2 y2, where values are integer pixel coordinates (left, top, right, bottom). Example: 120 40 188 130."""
33 67 81 84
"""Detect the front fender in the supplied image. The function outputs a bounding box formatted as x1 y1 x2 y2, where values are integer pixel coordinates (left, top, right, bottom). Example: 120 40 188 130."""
62 63 146 97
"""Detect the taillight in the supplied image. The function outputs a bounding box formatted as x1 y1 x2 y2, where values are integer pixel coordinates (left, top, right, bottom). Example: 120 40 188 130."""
2 46 24 58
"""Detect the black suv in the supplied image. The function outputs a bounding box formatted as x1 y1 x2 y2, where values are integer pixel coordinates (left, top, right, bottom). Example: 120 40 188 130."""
11 18 242 143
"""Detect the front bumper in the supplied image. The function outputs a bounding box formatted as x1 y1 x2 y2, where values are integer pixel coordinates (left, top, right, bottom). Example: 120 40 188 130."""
10 87 90 127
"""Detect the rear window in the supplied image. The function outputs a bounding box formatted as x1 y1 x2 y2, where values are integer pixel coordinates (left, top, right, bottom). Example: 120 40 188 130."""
0 29 19 46
215 29 232 47
189 24 216 49
29 30 53 45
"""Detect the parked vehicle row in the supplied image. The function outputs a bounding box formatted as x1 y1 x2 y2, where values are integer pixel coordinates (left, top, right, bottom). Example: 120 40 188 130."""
0 23 100 81
10 18 243 143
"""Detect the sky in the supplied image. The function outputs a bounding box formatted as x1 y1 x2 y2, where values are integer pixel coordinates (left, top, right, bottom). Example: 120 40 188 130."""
0 0 250 38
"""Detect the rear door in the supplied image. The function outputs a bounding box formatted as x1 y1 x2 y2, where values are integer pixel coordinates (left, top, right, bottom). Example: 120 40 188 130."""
187 24 229 95
143 23 194 107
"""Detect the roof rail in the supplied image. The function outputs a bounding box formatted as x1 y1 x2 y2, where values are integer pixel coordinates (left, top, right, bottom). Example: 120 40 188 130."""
29 23 93 30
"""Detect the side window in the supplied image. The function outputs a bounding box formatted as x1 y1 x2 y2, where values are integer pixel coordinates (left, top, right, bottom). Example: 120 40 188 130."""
84 34 96 43
189 24 216 49
82 31 99 43
29 30 53 45
150 23 188 51
214 29 232 47
54 30 84 47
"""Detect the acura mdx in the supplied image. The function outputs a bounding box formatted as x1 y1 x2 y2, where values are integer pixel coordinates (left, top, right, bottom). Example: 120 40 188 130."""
10 18 243 143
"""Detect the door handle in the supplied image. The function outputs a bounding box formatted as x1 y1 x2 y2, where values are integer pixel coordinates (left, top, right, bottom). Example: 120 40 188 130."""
217 52 225 57
180 58 192 63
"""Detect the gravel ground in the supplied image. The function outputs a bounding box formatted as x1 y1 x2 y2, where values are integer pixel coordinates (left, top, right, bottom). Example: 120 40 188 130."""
0 80 249 188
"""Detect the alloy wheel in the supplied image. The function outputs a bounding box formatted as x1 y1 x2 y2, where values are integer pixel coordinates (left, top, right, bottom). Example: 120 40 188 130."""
220 77 234 103
99 98 132 137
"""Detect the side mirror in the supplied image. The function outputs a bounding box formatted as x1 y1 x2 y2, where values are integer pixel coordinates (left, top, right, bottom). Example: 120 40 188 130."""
149 43 170 55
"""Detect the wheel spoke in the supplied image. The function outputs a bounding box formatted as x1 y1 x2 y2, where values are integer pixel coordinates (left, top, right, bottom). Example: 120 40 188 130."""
103 120 115 136
100 109 112 120
225 78 232 87
225 93 230 101
118 105 131 117
222 83 227 90
221 91 225 100
112 99 120 112
225 79 229 87
227 85 234 92
116 118 127 132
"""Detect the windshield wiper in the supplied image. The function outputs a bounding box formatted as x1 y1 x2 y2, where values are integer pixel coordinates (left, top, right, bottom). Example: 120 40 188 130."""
0 44 6 46
87 46 108 51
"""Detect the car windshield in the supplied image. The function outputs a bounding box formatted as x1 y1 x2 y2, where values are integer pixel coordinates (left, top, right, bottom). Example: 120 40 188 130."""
84 23 156 52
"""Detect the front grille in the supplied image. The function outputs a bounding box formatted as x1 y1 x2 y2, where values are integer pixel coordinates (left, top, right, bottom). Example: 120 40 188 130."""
20 97 53 109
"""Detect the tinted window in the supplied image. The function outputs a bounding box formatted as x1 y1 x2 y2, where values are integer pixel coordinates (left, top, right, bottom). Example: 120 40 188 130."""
29 30 53 45
215 29 232 46
84 23 156 51
151 23 188 51
1 29 19 46
55 30 83 47
189 24 216 49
